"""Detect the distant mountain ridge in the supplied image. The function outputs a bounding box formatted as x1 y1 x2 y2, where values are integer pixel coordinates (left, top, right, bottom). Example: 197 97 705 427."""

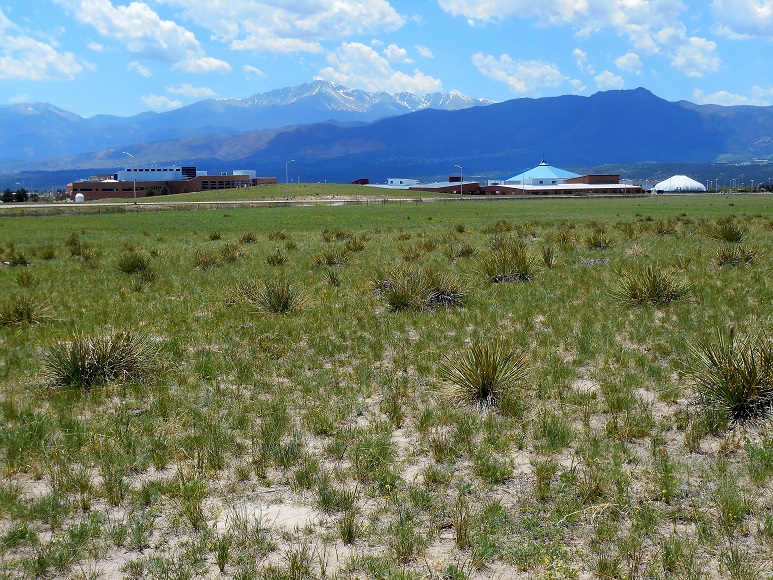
4 85 773 188
0 81 492 169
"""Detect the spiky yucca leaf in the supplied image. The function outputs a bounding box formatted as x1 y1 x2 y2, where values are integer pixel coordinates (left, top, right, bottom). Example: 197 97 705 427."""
256 279 306 313
438 341 527 408
44 329 157 389
610 264 691 306
686 328 773 424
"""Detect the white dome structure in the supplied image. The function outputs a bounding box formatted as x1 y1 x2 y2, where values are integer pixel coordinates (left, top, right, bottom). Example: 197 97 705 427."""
654 175 706 192
74 193 85 202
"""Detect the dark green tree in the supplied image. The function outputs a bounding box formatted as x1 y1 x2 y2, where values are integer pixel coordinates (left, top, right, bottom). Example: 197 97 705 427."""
159 183 170 196
144 187 155 197
1 189 13 203
15 188 28 202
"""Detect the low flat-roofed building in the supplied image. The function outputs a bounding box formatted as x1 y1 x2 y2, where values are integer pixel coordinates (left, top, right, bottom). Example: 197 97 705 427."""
67 174 277 201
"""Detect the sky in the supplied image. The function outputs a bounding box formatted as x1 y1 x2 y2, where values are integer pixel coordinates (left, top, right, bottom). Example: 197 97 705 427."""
1 0 772 118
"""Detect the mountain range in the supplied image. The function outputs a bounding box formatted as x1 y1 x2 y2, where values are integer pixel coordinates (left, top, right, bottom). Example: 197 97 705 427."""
3 81 773 188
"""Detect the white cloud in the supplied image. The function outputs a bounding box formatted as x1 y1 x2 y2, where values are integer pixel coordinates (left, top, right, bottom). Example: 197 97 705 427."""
9 94 31 104
159 0 405 54
316 42 442 94
656 24 720 77
0 8 84 80
53 0 230 73
129 61 152 77
615 52 642 74
711 0 773 39
88 41 105 52
416 45 434 58
573 48 594 74
594 70 625 90
439 1 720 79
167 84 216 97
141 94 183 111
693 86 773 106
383 44 412 63
242 65 266 79
570 79 586 94
472 52 567 95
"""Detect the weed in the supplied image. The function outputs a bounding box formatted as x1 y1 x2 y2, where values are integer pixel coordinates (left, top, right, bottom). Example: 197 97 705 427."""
532 458 559 501
438 340 527 408
745 438 773 484
208 230 222 241
221 242 243 263
452 492 470 549
686 327 773 424
721 545 761 580
337 508 360 544
611 264 691 306
44 329 158 389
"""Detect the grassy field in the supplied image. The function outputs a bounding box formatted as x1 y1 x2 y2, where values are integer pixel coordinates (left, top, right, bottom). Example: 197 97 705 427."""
0 194 771 579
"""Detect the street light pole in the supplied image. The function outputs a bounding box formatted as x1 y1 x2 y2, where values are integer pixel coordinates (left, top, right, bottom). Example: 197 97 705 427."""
285 159 295 200
122 152 136 202
454 164 463 196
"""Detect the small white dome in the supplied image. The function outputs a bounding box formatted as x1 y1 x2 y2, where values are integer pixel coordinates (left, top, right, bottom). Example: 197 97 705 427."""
654 175 706 192
74 193 85 202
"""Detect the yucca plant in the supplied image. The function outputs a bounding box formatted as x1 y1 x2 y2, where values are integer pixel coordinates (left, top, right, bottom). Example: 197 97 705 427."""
376 267 465 312
542 245 557 269
240 279 306 314
44 329 157 389
479 245 535 283
438 340 527 408
709 220 746 243
116 249 152 275
0 295 50 326
586 229 612 250
714 244 758 267
686 328 773 424
610 264 691 306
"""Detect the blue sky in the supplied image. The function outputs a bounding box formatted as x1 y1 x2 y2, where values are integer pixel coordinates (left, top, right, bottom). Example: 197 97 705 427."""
1 0 772 118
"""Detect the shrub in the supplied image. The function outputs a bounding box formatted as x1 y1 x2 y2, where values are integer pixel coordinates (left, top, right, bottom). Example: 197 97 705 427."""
208 230 222 241
478 244 535 283
438 340 527 408
715 244 758 267
686 328 773 424
44 329 157 389
610 264 691 306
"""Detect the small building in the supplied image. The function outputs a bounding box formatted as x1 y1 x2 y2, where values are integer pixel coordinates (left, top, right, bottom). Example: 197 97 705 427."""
409 181 480 194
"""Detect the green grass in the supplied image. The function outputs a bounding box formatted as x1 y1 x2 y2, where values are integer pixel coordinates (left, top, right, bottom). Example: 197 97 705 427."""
0 193 771 577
